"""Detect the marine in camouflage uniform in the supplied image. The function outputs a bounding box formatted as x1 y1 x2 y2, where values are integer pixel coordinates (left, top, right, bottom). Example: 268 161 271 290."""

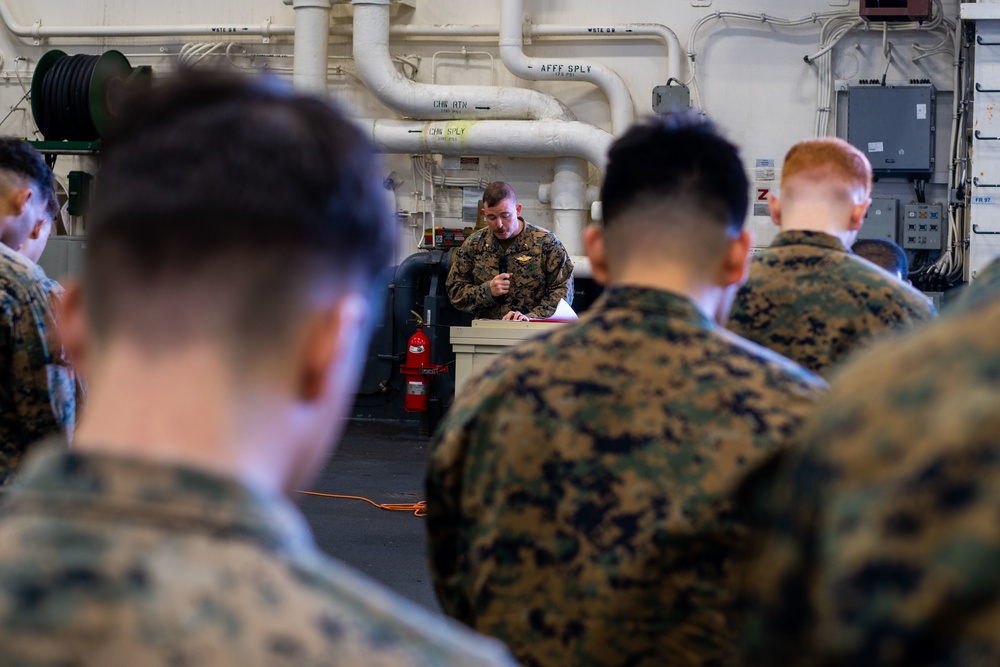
1 73 517 664
428 114 827 667
0 444 516 666
427 285 825 667
447 222 574 320
741 289 1000 667
0 241 75 484
728 230 936 377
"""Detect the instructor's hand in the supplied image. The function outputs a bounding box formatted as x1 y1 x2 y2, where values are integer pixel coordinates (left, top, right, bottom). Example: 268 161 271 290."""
502 311 529 322
490 273 511 298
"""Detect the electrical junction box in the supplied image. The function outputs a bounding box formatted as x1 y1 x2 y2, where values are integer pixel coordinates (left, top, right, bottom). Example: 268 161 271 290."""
858 197 899 242
859 0 931 23
901 202 943 250
847 85 935 176
652 83 691 114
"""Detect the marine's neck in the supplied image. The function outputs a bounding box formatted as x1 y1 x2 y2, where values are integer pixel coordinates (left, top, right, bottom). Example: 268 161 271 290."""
779 208 857 248
73 339 297 497
608 265 730 325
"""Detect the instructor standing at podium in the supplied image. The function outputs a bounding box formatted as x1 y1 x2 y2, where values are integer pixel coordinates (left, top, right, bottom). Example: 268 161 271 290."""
447 181 574 321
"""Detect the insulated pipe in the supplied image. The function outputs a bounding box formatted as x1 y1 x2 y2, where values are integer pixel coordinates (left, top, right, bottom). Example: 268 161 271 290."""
330 23 683 82
358 118 613 174
0 2 681 84
547 158 590 256
499 0 634 134
531 23 682 83
287 0 332 94
352 0 573 122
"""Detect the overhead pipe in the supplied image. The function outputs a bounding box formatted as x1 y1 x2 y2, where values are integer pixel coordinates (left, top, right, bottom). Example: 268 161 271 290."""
358 118 613 174
498 0 634 134
0 0 292 41
0 2 681 86
0 1 681 86
351 0 573 122
285 0 332 93
329 22 683 83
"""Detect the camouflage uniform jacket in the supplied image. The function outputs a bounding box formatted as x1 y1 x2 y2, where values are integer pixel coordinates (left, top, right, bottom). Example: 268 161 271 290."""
0 445 517 667
727 230 936 377
0 243 75 484
427 285 827 667
741 294 1000 667
950 257 1000 313
447 222 574 319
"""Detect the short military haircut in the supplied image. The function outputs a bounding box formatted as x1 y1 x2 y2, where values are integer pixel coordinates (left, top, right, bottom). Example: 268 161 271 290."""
599 112 748 268
0 137 55 200
602 112 748 232
483 181 517 208
45 192 59 223
852 238 909 278
86 71 395 356
780 137 872 202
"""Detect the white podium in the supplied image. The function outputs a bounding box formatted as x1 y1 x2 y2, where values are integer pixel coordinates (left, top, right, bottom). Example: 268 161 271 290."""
450 319 567 395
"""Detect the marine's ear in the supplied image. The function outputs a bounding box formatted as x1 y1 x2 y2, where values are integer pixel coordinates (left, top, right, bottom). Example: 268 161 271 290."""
848 197 872 232
583 224 609 285
768 192 782 228
296 292 369 402
720 228 753 288
58 281 89 379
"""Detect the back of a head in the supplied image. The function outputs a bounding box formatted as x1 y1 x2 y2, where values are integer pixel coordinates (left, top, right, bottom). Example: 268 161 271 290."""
599 112 748 268
851 238 909 279
780 137 872 205
0 137 55 248
87 71 395 359
0 137 55 200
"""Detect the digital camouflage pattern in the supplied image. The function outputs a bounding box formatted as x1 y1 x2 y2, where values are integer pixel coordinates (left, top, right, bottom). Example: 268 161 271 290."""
427 285 827 667
0 445 517 667
0 243 75 484
741 293 1000 667
950 257 1000 313
728 230 936 377
447 221 574 320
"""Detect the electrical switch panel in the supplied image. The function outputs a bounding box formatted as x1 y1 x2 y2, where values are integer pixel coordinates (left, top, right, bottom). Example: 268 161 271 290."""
901 203 944 250
859 197 898 242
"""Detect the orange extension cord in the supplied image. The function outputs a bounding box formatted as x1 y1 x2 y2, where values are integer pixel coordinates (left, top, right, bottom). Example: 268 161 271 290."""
297 491 427 517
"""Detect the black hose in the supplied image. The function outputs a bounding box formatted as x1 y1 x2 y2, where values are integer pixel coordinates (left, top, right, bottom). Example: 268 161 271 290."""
39 54 101 141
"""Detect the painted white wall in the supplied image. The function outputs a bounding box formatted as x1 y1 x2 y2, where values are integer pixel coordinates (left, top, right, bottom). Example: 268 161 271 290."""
0 0 962 257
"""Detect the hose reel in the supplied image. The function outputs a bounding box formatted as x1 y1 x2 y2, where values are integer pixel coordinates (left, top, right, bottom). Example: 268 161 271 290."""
30 50 149 142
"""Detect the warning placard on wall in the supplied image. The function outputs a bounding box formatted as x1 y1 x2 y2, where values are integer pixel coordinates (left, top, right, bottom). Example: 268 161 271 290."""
753 159 778 218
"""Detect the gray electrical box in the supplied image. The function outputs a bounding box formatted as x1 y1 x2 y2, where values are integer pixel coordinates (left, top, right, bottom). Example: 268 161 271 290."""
847 86 935 176
901 202 944 250
652 83 690 114
859 197 899 242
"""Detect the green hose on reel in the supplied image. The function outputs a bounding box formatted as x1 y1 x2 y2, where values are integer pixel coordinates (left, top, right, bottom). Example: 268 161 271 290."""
30 50 150 143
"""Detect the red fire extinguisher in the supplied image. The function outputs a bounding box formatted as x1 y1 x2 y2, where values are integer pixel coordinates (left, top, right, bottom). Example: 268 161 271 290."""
401 310 446 412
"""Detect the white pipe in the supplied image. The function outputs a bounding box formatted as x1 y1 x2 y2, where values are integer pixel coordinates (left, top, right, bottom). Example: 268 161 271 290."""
0 0 681 86
358 118 613 174
0 0 292 40
531 24 682 83
341 23 683 82
352 0 572 122
547 158 590 256
499 0 634 134
288 0 331 94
